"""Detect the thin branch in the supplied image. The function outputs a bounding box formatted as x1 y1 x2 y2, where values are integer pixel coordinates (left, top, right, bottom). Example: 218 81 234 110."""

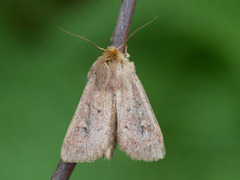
51 0 137 179
52 161 76 180
110 0 137 52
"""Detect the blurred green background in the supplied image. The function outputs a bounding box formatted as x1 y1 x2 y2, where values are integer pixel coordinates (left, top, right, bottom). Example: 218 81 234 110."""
1 0 240 179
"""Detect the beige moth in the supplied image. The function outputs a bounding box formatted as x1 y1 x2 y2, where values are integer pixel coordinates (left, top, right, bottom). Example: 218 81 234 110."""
60 20 166 162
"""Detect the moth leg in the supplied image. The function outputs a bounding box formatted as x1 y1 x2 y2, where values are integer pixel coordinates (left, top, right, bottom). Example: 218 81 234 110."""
124 45 130 59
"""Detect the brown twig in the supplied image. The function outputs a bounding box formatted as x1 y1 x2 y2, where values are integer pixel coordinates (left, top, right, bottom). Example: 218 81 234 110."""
51 0 137 179
52 160 76 180
110 0 137 52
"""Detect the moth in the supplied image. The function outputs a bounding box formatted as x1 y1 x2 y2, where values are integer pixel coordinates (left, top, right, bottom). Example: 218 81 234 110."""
60 19 165 162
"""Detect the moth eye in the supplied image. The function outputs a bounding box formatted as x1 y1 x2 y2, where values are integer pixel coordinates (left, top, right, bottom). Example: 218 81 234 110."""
97 109 102 113
124 126 129 130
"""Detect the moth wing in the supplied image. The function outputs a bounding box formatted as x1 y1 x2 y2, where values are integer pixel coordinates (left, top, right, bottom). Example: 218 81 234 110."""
117 73 165 161
61 75 114 162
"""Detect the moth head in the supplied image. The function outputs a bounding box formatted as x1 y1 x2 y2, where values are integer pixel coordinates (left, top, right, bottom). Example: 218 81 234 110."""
104 46 121 60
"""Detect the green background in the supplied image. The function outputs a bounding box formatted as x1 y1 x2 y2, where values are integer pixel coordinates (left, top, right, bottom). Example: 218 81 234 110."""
1 0 240 179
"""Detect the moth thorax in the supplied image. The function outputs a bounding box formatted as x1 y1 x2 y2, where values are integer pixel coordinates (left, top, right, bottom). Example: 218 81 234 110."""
103 46 123 61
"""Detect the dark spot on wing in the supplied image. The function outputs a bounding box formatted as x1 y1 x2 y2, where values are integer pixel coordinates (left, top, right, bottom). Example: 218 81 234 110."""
140 125 144 134
83 127 88 133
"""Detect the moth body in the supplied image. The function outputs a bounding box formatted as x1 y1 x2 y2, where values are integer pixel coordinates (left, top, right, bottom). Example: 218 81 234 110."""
61 46 165 162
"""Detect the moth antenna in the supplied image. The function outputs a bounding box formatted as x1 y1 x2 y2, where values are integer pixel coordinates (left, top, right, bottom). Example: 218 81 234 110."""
58 26 106 51
117 17 158 50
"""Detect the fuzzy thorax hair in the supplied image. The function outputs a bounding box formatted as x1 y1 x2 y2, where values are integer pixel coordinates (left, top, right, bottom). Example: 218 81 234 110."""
99 46 129 63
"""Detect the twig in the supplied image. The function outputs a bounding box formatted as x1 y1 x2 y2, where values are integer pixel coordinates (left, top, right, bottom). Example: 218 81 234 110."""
110 0 137 52
52 161 76 180
51 0 137 179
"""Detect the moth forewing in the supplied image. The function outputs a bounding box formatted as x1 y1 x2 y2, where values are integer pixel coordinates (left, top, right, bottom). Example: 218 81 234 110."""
116 70 165 161
61 74 115 162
